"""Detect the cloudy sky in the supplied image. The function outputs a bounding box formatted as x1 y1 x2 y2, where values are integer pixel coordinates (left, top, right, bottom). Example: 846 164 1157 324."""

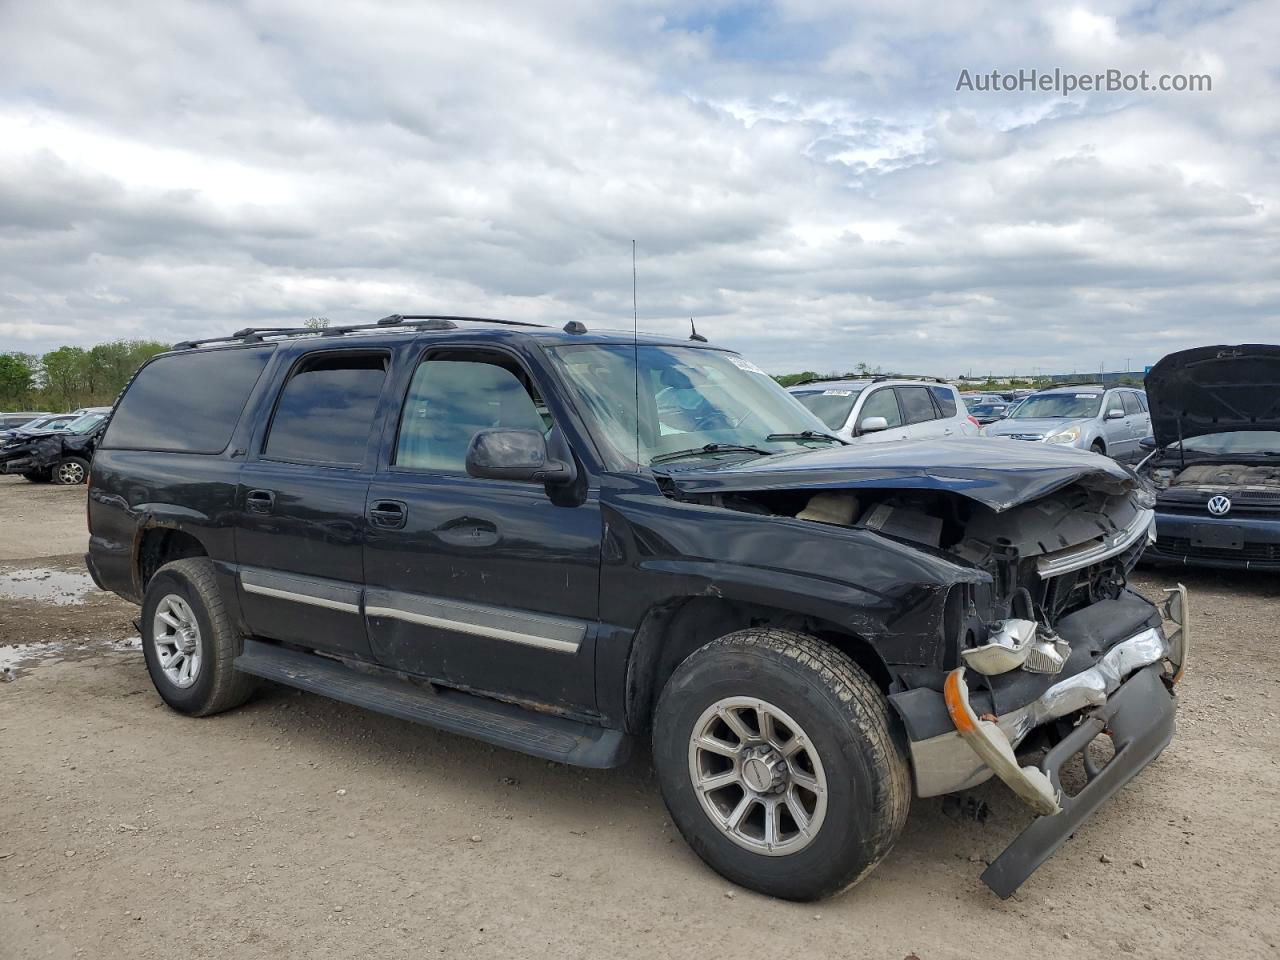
1 1 1276 376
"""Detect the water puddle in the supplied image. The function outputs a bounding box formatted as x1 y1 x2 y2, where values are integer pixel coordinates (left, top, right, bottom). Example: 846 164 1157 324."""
0 636 141 681
0 567 98 605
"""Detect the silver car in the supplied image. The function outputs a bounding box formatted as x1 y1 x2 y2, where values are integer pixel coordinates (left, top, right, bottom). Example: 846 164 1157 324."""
981 383 1151 461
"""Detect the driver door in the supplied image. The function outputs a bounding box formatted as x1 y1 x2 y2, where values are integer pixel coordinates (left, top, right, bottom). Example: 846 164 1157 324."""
362 347 602 713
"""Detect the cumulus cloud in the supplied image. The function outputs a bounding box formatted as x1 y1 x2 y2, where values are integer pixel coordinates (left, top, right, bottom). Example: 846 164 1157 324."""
0 0 1276 375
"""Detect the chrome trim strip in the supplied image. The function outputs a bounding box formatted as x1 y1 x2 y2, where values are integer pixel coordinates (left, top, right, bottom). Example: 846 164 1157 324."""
239 567 362 615
242 581 361 614
364 588 585 654
1036 507 1155 578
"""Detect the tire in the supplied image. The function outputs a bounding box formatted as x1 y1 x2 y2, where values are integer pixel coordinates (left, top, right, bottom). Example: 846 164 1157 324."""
653 629 910 901
52 457 90 485
22 470 52 483
141 558 255 716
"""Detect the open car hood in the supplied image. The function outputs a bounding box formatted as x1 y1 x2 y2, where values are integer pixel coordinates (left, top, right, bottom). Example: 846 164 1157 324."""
655 437 1136 512
1145 344 1280 447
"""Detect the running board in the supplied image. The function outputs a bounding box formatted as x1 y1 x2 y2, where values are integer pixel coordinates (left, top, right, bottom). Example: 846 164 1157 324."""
234 639 631 768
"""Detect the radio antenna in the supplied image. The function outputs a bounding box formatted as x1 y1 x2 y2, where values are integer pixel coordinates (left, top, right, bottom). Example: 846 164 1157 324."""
632 239 640 469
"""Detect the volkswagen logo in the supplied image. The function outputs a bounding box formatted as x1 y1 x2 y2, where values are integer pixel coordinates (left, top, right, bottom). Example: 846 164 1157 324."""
1207 495 1232 516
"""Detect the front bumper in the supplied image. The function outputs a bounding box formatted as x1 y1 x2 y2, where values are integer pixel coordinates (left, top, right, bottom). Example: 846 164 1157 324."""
892 586 1187 897
1145 509 1280 570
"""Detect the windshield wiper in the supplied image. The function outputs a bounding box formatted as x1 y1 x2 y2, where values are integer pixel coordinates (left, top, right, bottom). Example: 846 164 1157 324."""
765 430 847 445
651 443 774 465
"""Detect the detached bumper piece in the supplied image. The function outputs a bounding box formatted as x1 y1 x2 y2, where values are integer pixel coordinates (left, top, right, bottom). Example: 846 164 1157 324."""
978 664 1175 898
939 585 1188 898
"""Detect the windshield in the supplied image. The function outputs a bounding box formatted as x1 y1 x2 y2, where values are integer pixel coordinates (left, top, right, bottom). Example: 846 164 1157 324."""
65 413 105 434
789 388 863 430
549 344 832 468
1009 393 1101 419
1171 431 1280 455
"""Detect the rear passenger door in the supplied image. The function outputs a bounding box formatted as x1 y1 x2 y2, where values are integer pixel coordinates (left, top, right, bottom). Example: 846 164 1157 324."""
233 349 390 661
896 385 945 439
362 346 601 713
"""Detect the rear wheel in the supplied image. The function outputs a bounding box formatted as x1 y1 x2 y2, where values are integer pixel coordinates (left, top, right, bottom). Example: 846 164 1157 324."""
52 457 89 485
141 558 255 716
653 628 910 901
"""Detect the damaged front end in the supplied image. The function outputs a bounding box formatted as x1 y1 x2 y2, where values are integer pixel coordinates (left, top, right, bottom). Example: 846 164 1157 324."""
657 442 1183 896
0 434 60 475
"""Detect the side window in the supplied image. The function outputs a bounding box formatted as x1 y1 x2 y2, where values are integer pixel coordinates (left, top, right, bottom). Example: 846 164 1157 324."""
1104 392 1125 417
929 386 957 418
395 355 547 473
858 388 903 428
1121 391 1142 415
264 352 388 465
897 386 937 425
103 346 274 453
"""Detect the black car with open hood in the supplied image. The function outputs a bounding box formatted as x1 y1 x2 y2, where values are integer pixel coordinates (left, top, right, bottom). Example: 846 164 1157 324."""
1139 344 1280 570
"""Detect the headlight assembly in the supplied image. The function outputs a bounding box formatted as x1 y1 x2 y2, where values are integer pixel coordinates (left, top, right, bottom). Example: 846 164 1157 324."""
1044 426 1081 445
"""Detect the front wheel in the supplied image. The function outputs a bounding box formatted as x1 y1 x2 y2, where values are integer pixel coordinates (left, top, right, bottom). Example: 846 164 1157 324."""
653 629 910 901
52 457 89 485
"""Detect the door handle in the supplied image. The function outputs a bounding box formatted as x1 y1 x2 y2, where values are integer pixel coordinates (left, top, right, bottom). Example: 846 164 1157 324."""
246 489 275 514
368 500 408 529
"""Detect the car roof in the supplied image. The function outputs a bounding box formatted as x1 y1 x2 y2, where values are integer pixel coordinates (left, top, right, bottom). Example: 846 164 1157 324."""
1035 383 1108 394
789 378 953 391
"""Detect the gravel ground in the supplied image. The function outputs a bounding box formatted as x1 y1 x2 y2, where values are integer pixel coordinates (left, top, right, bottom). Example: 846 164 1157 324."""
1 473 1278 959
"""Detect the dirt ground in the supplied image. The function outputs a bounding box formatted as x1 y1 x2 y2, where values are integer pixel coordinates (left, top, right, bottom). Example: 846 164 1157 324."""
1 473 1278 960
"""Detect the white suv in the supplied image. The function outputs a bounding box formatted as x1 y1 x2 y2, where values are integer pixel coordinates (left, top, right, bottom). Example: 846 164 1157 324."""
788 377 979 443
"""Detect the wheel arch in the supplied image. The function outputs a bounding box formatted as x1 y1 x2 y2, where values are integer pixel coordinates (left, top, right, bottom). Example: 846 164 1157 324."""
135 523 211 594
622 595 894 736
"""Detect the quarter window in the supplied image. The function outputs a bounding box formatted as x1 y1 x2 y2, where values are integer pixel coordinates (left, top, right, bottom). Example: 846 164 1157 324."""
395 355 548 473
103 347 273 453
858 388 903 429
928 386 957 418
897 386 937 425
264 352 388 465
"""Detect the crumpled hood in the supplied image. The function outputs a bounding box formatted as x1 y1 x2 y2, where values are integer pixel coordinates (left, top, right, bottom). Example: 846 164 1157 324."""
1145 344 1280 447
655 437 1135 512
983 417 1091 438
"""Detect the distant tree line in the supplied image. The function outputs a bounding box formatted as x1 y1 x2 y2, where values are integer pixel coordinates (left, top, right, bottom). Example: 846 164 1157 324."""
0 340 170 412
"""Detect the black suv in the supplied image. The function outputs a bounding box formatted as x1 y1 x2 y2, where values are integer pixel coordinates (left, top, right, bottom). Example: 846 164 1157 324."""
86 315 1187 901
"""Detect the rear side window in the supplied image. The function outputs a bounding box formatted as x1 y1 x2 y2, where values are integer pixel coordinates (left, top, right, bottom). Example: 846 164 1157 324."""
897 386 937 424
264 352 388 466
928 386 957 418
103 347 273 453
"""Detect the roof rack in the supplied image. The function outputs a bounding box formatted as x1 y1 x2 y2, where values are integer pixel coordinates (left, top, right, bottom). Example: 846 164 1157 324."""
172 314 550 350
790 373 950 387
1039 381 1105 390
870 374 949 384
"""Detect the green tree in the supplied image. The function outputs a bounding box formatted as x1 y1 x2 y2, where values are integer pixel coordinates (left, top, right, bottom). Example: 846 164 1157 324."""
0 353 37 406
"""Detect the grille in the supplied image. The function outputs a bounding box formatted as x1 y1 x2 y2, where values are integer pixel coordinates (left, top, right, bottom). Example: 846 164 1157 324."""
1154 536 1280 562
1007 434 1044 442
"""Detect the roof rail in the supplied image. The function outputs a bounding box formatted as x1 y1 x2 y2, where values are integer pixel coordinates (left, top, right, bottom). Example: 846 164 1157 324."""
172 314 550 350
870 374 949 384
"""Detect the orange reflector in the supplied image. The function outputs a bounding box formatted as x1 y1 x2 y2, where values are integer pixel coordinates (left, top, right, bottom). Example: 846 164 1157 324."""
943 668 976 734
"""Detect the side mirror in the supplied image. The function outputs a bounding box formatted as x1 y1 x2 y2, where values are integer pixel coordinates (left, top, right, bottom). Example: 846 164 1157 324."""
859 416 890 434
1139 435 1158 450
1105 408 1125 420
465 429 576 485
